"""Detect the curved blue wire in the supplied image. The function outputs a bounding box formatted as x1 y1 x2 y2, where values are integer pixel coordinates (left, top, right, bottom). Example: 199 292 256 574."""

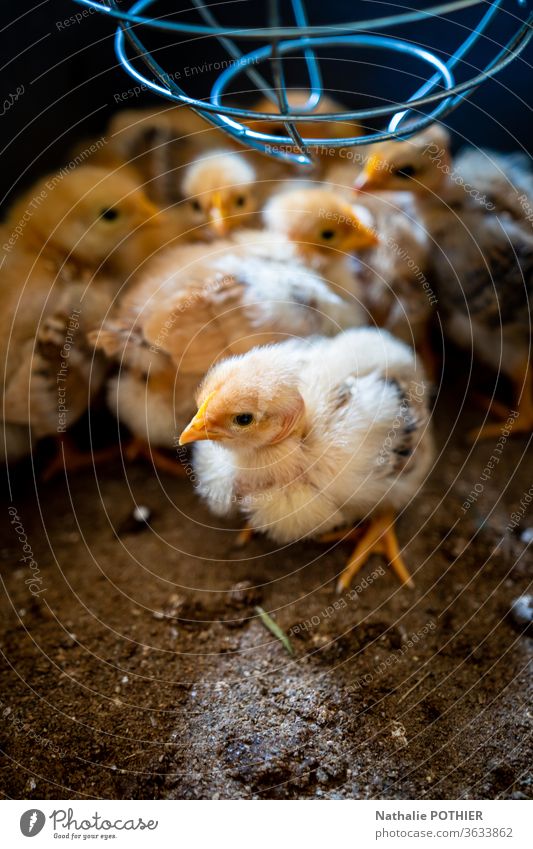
389 0 504 133
73 0 494 38
290 0 323 110
85 0 532 164
211 34 455 137
114 21 455 163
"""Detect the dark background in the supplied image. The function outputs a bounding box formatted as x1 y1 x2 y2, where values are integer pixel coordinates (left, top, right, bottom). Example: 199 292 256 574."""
1 0 532 207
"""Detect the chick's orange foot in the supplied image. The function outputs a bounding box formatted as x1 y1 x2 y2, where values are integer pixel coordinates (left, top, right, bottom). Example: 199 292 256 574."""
335 513 414 594
319 525 365 544
123 437 187 477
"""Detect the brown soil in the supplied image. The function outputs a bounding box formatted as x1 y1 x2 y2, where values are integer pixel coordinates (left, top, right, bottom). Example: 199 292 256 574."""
1 382 532 800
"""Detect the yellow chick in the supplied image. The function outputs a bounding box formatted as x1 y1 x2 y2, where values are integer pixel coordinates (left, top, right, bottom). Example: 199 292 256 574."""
92 231 365 473
76 106 226 247
263 186 378 302
179 328 433 591
1 165 161 469
355 125 533 437
181 150 259 238
264 186 433 371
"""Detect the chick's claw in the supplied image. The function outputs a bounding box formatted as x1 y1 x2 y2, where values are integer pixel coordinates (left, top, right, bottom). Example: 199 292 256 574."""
336 513 414 594
235 525 255 547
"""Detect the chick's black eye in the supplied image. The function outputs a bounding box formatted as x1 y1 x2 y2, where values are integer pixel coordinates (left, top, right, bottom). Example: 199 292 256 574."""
393 165 417 179
235 195 246 207
99 207 120 221
191 199 202 212
320 229 335 241
233 413 254 427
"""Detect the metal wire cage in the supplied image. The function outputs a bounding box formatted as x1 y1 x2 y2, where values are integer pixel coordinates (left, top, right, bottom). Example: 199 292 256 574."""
75 0 532 166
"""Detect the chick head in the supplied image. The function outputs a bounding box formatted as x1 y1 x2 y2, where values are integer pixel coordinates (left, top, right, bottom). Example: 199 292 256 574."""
354 125 451 195
179 348 305 451
182 151 256 238
264 188 378 258
17 165 159 263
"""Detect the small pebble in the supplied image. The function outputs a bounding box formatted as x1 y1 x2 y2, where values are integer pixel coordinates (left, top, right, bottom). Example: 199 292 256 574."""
229 580 261 607
118 505 152 535
133 505 151 523
520 527 533 544
509 594 533 635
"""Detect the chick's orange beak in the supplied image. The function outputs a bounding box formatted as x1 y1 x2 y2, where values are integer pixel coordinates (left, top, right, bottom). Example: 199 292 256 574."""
353 156 388 193
209 193 230 236
179 392 221 445
342 214 379 250
137 196 160 220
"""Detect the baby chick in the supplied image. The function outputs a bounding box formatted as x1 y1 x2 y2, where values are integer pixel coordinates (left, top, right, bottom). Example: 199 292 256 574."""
264 186 433 368
93 232 365 472
263 186 377 308
355 125 533 437
1 165 161 468
179 328 433 591
181 150 259 238
79 106 226 247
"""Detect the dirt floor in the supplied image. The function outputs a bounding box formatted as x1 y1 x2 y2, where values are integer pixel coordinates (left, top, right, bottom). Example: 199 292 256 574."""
1 373 532 800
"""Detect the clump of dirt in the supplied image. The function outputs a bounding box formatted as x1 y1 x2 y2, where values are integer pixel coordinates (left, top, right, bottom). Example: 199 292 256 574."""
1 386 532 799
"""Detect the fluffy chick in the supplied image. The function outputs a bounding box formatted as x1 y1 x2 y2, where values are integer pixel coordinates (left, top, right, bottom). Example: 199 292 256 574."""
356 125 533 437
1 165 161 463
93 233 365 469
180 328 433 590
264 186 432 361
181 150 259 238
263 186 377 308
79 106 223 246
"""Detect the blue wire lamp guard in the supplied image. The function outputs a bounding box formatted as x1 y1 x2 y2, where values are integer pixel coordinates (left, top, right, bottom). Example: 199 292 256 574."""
75 0 532 166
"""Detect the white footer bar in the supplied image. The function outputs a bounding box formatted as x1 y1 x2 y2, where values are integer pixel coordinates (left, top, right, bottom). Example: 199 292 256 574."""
3 799 532 848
